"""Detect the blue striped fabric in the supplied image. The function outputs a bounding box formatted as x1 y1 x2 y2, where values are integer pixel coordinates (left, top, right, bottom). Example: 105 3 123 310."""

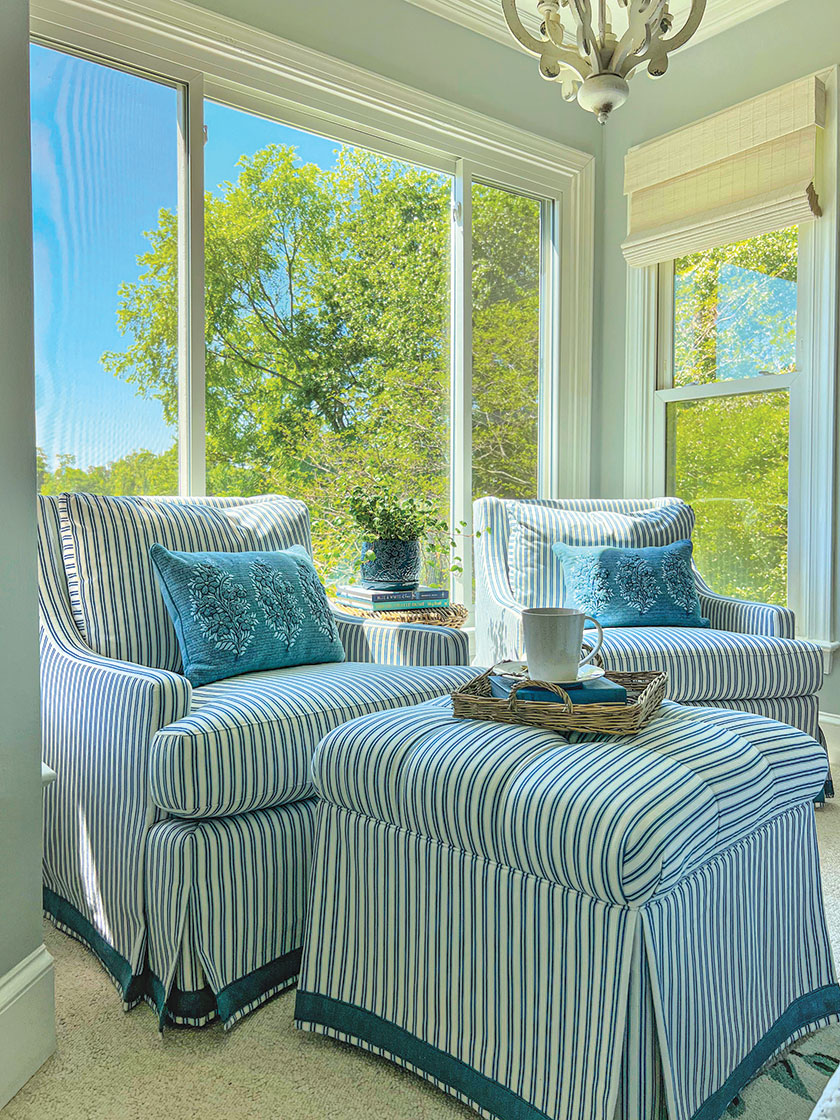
507 497 695 609
58 493 313 672
597 626 822 702
150 661 478 818
39 497 192 998
333 609 470 666
296 699 840 1120
38 493 478 1028
144 799 317 1029
689 694 820 741
694 569 795 638
473 496 822 741
310 697 828 904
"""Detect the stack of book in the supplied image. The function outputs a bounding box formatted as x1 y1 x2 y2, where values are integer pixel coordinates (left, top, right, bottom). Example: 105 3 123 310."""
489 675 627 705
336 584 450 613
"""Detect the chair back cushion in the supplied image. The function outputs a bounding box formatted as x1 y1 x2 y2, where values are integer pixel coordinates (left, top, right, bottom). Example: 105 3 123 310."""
506 498 695 608
58 493 312 672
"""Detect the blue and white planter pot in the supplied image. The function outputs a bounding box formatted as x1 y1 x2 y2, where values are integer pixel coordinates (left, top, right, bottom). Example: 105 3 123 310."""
360 539 421 591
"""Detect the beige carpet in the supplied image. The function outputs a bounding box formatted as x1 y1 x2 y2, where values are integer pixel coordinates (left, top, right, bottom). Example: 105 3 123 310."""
5 799 840 1120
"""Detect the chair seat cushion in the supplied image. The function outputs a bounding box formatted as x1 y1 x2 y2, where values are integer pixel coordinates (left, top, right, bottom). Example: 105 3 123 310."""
598 626 823 701
149 660 479 818
312 697 828 905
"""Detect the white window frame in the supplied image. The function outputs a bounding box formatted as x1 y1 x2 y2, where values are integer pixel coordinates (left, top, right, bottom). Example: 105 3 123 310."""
623 66 839 662
30 0 594 613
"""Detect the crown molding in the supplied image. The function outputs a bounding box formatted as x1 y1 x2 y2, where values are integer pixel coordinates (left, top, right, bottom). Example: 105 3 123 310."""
403 0 789 54
31 0 594 186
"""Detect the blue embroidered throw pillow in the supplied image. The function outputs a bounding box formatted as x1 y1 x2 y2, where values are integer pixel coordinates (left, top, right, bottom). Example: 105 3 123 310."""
150 543 344 685
551 539 710 629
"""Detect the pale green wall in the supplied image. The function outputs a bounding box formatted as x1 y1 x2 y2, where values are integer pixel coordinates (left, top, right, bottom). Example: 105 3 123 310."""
190 0 603 154
595 0 840 713
0 0 46 982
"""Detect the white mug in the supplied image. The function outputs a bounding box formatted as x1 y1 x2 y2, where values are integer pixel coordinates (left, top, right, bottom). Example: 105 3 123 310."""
522 607 604 683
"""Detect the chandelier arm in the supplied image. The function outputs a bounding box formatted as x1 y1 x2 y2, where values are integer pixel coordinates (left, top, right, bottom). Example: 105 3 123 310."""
567 0 599 67
609 2 661 77
612 0 703 79
658 0 706 53
500 0 549 56
538 45 591 82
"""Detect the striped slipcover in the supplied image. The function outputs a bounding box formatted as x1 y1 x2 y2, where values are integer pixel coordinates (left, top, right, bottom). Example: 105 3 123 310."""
474 496 826 749
39 494 477 1028
295 697 840 1120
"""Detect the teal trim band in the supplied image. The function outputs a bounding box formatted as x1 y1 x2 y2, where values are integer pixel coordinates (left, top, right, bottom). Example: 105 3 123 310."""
294 991 553 1120
691 983 840 1120
44 886 142 1003
45 887 302 1028
216 949 302 1024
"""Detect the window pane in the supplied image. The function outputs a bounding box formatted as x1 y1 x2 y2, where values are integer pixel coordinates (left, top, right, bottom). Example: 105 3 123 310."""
202 101 451 583
31 45 179 494
673 228 798 388
471 183 540 500
666 391 789 605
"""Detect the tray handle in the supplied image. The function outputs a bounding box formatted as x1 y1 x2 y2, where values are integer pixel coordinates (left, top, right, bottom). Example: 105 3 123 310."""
508 679 575 715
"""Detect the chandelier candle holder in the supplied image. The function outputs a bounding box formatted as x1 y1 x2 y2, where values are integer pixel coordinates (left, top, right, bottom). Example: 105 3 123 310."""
502 0 706 123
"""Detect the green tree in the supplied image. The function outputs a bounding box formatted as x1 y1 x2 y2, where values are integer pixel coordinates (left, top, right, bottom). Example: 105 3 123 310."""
44 145 540 580
669 229 796 604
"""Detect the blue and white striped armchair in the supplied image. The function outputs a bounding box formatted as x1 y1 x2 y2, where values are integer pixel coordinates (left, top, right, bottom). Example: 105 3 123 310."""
474 496 826 746
39 493 476 1030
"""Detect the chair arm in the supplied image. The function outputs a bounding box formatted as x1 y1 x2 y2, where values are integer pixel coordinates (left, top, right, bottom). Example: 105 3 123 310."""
693 572 795 638
40 619 192 986
474 586 525 666
333 609 470 667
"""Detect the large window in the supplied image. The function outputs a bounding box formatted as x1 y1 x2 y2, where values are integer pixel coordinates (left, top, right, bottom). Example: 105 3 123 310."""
660 229 797 605
471 183 541 502
27 14 591 605
31 44 180 495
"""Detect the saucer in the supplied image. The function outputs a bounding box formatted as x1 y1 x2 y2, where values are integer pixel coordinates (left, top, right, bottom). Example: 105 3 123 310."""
493 661 605 686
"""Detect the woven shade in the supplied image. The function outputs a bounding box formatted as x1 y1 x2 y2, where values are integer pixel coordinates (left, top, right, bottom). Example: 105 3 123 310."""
622 75 825 268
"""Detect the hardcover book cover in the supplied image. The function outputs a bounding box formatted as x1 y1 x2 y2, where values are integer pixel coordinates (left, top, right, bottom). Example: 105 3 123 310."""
488 675 628 705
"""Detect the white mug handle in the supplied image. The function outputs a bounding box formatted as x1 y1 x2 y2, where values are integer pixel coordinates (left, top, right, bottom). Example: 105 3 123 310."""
580 617 604 666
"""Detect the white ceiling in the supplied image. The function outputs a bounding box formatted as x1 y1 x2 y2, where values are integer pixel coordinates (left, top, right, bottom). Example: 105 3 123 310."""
403 0 788 52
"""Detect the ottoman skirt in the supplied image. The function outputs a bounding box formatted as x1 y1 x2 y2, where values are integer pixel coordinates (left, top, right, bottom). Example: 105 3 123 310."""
295 797 840 1120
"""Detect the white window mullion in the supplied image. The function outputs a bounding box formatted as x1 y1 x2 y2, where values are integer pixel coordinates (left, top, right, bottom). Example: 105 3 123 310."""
788 67 839 652
450 160 473 612
177 73 206 496
538 197 561 498
624 265 665 497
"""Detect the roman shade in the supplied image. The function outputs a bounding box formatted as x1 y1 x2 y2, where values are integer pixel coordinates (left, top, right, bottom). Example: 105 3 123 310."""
622 75 826 268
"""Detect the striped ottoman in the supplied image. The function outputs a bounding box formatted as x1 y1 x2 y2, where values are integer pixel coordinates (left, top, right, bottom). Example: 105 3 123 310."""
294 697 840 1120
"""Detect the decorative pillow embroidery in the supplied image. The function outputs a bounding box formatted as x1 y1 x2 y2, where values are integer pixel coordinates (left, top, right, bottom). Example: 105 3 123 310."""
615 554 659 615
572 554 612 615
661 548 698 614
251 560 304 650
552 539 709 629
295 559 340 642
189 563 256 657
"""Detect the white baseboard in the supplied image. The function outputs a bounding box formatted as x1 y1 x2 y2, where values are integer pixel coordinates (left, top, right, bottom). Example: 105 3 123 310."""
0 944 55 1109
820 711 840 728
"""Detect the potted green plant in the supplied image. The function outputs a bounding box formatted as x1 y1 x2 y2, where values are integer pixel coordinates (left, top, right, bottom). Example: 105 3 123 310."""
348 486 447 590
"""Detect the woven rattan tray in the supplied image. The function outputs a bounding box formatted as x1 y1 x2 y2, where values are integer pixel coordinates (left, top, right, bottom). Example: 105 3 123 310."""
452 667 667 734
332 601 468 628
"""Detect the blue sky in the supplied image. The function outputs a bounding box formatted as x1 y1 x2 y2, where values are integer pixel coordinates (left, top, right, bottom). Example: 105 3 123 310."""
30 43 338 471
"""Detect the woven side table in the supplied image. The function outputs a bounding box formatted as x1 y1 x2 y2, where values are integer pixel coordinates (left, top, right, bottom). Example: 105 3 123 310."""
332 601 468 628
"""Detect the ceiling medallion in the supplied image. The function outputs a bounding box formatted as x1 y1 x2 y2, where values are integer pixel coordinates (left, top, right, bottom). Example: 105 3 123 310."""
502 0 706 123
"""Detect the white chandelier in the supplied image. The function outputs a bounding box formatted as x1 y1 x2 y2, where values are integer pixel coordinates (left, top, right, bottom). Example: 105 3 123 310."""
501 0 706 123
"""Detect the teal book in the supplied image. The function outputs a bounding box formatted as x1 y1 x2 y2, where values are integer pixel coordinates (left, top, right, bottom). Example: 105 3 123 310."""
489 675 627 705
